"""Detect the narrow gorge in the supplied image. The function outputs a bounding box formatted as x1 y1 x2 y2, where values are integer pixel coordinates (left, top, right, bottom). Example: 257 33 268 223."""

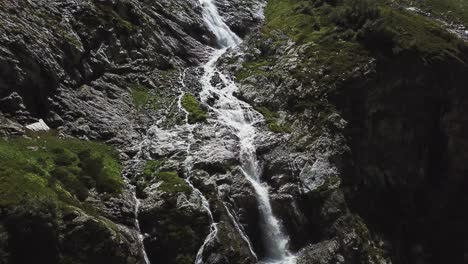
1 0 468 264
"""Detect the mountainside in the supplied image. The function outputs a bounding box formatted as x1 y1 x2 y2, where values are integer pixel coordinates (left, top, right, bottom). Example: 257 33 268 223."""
0 0 467 264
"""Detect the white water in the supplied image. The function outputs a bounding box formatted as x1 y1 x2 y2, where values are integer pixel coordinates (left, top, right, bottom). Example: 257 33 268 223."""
177 68 220 264
197 1 296 263
186 177 219 264
223 202 258 260
199 0 241 48
133 192 150 264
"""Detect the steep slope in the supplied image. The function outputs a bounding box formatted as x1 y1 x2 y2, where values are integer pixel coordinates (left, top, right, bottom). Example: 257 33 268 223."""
1 0 468 264
232 0 468 263
0 1 264 263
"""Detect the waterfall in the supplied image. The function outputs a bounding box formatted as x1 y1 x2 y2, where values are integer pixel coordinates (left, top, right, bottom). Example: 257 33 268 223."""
223 202 258 259
133 192 151 264
197 1 296 263
199 0 241 48
177 69 220 264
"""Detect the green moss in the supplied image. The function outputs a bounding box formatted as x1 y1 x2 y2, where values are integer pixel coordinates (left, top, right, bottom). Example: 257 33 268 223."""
216 223 245 256
0 136 123 207
155 172 191 194
63 33 82 48
240 0 373 89
235 59 272 81
131 83 160 111
0 136 125 261
369 6 466 60
144 207 207 264
263 0 321 43
142 160 164 179
257 106 292 133
137 160 191 195
396 0 468 26
181 93 208 124
241 0 466 93
94 2 136 33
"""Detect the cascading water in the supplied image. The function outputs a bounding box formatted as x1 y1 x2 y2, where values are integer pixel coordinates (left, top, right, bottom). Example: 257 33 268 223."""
199 0 241 48
197 1 296 263
132 191 150 264
223 202 258 260
176 69 219 264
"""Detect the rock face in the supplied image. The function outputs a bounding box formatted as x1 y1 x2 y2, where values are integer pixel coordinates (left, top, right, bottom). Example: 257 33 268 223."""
1 0 468 264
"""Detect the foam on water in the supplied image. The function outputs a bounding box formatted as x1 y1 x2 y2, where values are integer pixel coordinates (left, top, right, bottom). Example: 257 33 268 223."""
197 1 296 263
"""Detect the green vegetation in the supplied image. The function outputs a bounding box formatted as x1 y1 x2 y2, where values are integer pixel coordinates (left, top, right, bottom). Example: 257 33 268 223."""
144 207 208 264
240 0 467 89
358 5 466 60
0 136 123 207
94 2 137 33
155 171 191 194
263 0 322 43
245 0 375 88
235 0 467 153
235 59 272 81
131 83 160 111
396 0 468 25
181 93 208 124
136 160 191 195
257 106 291 133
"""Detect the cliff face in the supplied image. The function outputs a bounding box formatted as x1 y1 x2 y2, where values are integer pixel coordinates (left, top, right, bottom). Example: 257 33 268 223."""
233 0 468 263
1 0 467 264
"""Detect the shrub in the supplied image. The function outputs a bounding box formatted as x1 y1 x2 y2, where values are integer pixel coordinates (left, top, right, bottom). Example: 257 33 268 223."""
52 148 77 166
331 0 380 30
51 166 88 201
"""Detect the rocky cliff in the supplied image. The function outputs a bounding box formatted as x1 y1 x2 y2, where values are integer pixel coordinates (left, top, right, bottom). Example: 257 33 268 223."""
0 0 467 264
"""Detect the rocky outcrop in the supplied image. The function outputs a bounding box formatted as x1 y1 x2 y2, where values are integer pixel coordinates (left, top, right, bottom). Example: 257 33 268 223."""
230 0 468 263
1 0 468 263
0 0 262 263
340 37 468 264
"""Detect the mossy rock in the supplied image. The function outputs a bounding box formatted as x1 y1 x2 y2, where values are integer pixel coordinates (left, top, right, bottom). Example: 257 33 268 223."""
136 160 191 195
256 106 292 133
155 171 191 194
131 83 160 111
395 0 468 26
0 136 123 207
238 0 467 123
181 93 208 124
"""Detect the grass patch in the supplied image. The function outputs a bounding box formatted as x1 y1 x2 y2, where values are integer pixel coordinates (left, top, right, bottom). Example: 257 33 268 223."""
0 136 123 207
366 6 466 59
257 106 292 133
396 0 468 25
240 0 466 90
155 171 191 194
181 93 208 124
243 0 374 88
131 83 160 111
135 160 191 196
94 2 137 33
263 0 322 43
235 59 272 81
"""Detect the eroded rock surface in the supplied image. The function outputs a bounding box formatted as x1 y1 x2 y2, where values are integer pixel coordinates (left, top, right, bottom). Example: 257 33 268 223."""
1 0 468 264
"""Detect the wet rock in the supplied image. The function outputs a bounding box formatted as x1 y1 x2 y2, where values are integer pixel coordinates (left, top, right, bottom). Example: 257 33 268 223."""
139 186 210 264
215 0 266 37
297 240 342 264
0 92 26 113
